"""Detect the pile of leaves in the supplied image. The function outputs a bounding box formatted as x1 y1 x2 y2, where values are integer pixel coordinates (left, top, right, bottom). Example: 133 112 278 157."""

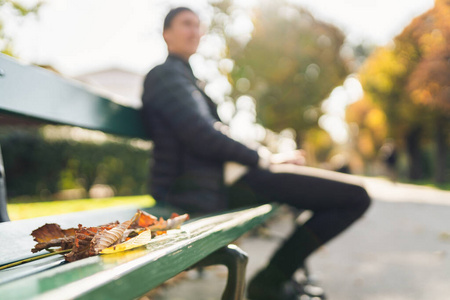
31 210 189 262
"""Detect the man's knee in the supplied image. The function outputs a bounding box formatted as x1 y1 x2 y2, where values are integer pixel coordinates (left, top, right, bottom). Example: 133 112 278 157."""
353 185 371 213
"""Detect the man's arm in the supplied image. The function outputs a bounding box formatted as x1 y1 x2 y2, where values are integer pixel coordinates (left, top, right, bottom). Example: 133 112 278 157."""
142 67 261 167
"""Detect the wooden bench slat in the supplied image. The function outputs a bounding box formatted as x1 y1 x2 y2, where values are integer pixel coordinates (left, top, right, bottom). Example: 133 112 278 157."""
0 54 147 139
0 204 176 268
0 204 275 300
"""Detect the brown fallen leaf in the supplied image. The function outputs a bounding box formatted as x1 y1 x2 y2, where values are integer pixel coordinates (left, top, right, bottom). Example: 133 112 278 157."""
31 224 76 253
148 214 189 231
100 230 152 254
90 212 141 255
65 222 118 262
133 210 158 228
31 210 190 263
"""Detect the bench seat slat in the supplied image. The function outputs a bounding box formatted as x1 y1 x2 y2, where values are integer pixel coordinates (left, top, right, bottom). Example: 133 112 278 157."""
0 206 151 267
0 204 275 300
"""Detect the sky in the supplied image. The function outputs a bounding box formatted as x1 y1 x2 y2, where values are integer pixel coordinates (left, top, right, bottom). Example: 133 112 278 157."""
4 0 435 77
289 0 434 45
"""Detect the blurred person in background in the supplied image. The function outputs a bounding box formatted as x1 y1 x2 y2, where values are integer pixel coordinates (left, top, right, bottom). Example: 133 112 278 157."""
141 7 371 300
379 139 398 182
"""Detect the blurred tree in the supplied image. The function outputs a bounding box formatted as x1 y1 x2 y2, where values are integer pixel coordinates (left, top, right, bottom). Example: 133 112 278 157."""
347 95 388 166
0 0 44 55
227 0 349 148
405 0 450 183
303 128 334 163
356 0 450 182
206 0 350 164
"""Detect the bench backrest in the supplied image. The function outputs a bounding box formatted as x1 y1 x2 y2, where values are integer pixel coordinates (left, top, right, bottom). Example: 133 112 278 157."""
0 53 150 222
0 53 148 139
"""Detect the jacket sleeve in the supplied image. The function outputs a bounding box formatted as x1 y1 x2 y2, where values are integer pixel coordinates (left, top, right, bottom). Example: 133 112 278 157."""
142 67 260 167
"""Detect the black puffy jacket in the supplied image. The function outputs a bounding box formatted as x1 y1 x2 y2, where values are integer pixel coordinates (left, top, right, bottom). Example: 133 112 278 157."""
141 54 259 213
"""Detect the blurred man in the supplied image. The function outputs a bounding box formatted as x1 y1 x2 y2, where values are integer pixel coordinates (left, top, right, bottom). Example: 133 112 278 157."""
141 7 371 300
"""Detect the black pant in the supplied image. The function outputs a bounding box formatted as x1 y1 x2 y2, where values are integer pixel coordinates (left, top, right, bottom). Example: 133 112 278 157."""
227 164 371 283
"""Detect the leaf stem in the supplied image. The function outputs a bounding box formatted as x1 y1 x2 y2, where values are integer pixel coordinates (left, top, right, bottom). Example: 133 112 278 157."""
0 249 71 271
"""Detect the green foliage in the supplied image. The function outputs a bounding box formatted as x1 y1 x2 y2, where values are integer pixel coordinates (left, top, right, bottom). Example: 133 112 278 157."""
0 0 44 55
355 0 450 182
0 127 150 200
229 0 349 145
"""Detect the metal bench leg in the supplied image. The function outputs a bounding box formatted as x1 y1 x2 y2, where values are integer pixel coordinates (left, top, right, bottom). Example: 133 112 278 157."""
0 146 9 222
193 244 248 300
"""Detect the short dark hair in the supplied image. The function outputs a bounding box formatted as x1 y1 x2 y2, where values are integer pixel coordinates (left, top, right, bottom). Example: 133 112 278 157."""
163 7 196 30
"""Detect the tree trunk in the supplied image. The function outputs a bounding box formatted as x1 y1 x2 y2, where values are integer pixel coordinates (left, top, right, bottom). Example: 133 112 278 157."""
434 115 448 184
406 126 423 180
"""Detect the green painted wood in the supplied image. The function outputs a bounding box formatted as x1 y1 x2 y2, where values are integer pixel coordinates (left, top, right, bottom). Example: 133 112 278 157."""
0 204 276 300
0 54 147 139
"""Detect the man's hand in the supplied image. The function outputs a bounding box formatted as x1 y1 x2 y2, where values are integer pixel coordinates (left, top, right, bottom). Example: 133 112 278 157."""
270 150 306 166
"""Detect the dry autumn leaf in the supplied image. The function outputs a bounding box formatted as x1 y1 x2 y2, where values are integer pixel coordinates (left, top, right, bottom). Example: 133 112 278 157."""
65 222 119 262
148 214 189 231
31 223 76 253
90 215 138 255
100 230 152 254
135 210 158 228
30 210 190 263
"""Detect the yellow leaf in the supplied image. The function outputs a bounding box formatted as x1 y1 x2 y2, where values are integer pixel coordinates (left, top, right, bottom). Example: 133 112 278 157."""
100 230 152 254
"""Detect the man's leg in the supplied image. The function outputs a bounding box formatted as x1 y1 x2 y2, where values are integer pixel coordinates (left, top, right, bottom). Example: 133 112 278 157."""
228 164 371 297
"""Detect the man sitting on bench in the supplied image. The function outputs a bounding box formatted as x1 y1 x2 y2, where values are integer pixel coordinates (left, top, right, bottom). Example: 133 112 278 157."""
141 7 371 300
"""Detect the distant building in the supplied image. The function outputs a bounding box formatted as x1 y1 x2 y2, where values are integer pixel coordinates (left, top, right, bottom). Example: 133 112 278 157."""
74 68 144 108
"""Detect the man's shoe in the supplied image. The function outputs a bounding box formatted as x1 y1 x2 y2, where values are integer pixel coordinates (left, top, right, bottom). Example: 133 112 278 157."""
247 276 327 300
247 280 297 300
246 269 292 300
287 278 327 300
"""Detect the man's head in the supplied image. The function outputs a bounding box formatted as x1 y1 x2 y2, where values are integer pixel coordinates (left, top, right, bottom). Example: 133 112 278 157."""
163 7 201 61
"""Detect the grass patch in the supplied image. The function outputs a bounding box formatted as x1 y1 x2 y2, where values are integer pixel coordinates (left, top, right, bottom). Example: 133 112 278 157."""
373 176 450 191
7 195 155 221
406 180 450 191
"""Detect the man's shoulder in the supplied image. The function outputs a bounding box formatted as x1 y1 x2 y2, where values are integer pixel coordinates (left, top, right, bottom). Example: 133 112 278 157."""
142 56 194 102
146 56 186 80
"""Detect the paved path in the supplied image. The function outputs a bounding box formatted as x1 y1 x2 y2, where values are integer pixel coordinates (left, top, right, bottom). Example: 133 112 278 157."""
150 177 450 300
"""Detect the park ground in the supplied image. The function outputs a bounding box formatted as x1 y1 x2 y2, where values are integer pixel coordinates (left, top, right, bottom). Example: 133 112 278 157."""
148 177 450 300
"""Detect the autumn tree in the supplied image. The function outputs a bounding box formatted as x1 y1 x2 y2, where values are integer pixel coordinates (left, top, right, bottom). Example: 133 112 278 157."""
405 0 450 183
356 0 450 182
346 95 388 168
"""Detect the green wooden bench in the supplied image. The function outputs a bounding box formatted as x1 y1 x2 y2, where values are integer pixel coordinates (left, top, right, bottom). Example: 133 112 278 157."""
0 53 277 299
